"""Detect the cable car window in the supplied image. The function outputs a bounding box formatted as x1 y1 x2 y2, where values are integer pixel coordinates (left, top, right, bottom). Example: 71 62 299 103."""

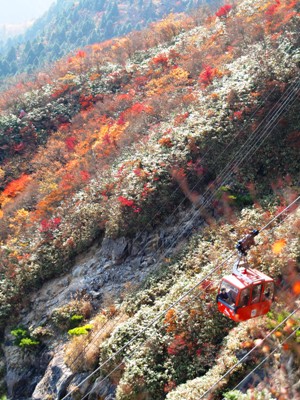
238 288 250 307
263 282 274 301
219 281 239 305
251 284 262 304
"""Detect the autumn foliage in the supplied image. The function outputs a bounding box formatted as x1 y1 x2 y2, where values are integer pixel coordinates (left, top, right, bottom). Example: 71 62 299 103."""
0 0 298 345
215 4 232 17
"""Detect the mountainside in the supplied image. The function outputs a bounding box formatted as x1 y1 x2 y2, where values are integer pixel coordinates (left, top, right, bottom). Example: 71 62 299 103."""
0 0 209 83
0 0 299 398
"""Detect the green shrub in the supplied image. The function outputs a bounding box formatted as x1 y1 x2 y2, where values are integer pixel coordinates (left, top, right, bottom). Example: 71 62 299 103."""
19 338 40 348
68 324 93 336
224 391 241 400
70 314 84 328
11 327 28 344
10 326 40 349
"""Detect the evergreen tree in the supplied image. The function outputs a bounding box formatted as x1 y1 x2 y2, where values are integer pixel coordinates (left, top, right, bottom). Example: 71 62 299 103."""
26 48 36 65
104 19 114 38
51 42 62 59
6 46 17 63
145 0 155 19
107 1 119 20
24 40 32 54
82 18 95 36
10 61 18 75
1 60 10 76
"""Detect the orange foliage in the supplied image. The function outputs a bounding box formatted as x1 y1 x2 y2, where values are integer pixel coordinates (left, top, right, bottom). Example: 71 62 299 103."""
158 137 173 148
33 189 65 221
272 239 287 254
164 309 177 333
0 175 32 209
174 112 189 126
51 84 71 99
292 281 300 295
79 94 94 110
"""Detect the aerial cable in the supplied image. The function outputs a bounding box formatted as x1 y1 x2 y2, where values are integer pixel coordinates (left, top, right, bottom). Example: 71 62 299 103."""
63 82 300 395
173 195 300 312
201 79 300 210
97 57 298 283
61 198 299 400
170 78 299 241
175 79 299 250
228 326 300 397
68 43 300 400
260 194 300 231
199 304 300 399
61 254 233 400
66 79 300 374
201 79 299 204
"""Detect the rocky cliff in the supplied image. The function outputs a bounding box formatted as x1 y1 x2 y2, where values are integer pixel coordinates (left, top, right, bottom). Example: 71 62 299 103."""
3 206 204 399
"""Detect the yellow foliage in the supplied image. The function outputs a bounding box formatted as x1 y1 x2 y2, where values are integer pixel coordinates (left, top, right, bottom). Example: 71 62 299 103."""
59 73 77 82
0 168 5 181
39 177 58 195
146 67 190 96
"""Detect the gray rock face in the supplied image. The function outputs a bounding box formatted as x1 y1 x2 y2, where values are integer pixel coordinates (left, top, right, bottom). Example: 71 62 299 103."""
31 346 74 400
4 345 51 400
87 376 116 400
2 206 204 399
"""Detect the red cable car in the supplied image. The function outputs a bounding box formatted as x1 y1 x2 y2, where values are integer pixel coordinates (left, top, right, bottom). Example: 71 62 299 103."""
217 230 275 322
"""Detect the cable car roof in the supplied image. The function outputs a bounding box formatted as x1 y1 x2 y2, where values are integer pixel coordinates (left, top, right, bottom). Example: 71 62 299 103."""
222 267 273 289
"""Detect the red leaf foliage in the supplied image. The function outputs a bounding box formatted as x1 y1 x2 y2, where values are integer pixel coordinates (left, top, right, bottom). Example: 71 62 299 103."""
215 4 232 17
265 0 280 15
199 65 218 87
152 54 169 67
39 217 61 233
118 196 135 207
65 136 77 151
167 333 187 355
13 142 25 153
80 170 90 181
76 50 87 58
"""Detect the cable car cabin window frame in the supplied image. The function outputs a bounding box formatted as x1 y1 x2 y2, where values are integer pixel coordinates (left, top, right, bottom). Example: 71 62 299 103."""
250 283 262 304
263 281 274 301
237 287 250 307
217 280 239 308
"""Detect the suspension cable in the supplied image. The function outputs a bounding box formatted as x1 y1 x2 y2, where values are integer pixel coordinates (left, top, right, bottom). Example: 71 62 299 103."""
228 326 300 396
61 197 300 400
199 305 300 399
66 88 300 374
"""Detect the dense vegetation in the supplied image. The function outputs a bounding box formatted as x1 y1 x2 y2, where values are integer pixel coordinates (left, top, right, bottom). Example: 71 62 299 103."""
0 0 299 397
0 0 209 82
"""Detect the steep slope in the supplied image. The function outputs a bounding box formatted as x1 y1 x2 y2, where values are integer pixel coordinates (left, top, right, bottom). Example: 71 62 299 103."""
0 0 210 82
0 0 299 397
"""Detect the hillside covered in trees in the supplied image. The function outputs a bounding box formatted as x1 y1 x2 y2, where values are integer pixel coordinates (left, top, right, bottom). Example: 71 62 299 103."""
0 0 299 398
0 0 208 82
